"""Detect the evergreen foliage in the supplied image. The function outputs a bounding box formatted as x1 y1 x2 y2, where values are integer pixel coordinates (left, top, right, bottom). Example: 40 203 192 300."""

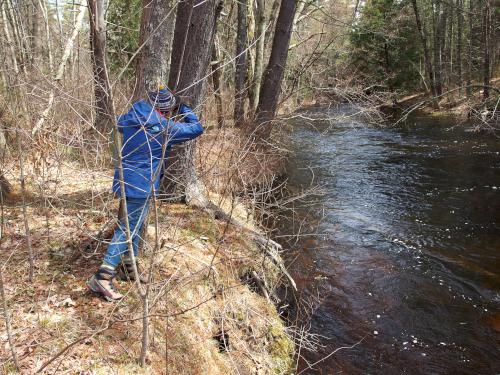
107 0 142 74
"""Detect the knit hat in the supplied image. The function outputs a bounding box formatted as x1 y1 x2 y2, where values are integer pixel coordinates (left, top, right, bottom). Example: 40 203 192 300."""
147 85 177 112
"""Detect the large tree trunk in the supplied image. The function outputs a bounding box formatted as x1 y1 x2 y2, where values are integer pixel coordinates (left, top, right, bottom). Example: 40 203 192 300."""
248 0 265 113
482 0 490 100
161 0 222 205
88 0 114 133
168 0 222 106
234 0 248 124
254 0 297 139
411 0 439 107
133 0 175 101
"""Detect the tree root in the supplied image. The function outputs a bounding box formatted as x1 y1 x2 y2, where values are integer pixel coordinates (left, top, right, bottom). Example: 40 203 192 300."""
202 200 297 291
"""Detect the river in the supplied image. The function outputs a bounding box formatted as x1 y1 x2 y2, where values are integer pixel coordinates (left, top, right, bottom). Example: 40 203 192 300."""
280 105 500 374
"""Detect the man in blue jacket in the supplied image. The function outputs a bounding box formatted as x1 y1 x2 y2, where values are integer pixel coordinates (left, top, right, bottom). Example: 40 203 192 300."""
87 86 204 301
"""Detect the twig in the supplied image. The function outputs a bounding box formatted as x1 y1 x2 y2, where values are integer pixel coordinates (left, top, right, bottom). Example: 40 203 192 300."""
17 127 34 281
35 325 112 374
298 336 366 374
0 267 20 371
31 0 88 137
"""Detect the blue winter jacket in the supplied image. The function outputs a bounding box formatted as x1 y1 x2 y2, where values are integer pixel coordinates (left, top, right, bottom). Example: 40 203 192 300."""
112 100 204 198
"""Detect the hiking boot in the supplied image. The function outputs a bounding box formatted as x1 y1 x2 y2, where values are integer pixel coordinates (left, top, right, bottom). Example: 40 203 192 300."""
117 259 148 283
86 267 124 301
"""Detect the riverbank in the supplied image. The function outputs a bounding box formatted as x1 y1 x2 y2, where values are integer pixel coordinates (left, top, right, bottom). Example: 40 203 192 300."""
381 78 499 124
300 78 499 126
1 142 294 373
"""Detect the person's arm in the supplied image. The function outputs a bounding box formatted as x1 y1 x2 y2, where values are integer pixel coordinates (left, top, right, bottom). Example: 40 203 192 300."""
166 103 204 144
116 106 140 133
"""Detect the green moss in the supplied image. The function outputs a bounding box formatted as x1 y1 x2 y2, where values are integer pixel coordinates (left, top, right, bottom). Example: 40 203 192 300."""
187 214 220 240
235 312 244 322
2 361 18 374
267 324 294 374
429 110 450 117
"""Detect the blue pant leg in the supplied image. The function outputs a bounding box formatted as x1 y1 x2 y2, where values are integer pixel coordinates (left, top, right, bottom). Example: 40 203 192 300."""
103 198 149 267
128 198 150 257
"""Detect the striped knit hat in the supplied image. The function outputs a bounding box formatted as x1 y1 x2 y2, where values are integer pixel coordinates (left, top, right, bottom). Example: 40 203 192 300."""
147 85 177 112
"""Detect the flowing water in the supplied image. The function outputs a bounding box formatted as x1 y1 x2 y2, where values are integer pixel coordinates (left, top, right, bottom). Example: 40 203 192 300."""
280 106 500 374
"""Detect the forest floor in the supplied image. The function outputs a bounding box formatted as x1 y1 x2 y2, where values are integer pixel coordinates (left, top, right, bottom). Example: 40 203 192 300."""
1 149 294 373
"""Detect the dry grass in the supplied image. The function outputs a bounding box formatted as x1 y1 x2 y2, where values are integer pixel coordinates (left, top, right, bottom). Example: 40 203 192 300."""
0 158 294 374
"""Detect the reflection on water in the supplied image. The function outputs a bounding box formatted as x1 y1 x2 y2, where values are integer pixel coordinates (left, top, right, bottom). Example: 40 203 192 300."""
281 106 500 374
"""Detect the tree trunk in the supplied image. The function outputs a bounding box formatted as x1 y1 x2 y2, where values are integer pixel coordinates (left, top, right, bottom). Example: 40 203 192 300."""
411 0 439 107
445 3 453 88
0 268 19 371
31 0 41 62
4 0 27 76
133 0 175 102
456 0 464 93
248 0 265 113
246 0 255 103
161 0 223 204
293 0 306 29
433 0 443 96
40 0 54 71
234 0 248 124
168 0 222 107
264 0 282 47
0 127 11 199
211 42 224 127
254 0 297 138
466 0 473 96
88 0 114 133
482 0 490 100
31 0 88 137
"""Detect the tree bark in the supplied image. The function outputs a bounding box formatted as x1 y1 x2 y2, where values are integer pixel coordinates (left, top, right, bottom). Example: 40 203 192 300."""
31 0 87 137
248 0 265 113
293 0 306 29
161 0 223 204
456 0 464 93
0 127 10 198
445 2 453 88
482 0 490 100
4 0 27 76
88 0 114 133
265 0 282 47
466 0 473 97
433 0 443 96
211 41 224 127
0 268 19 371
254 0 297 138
411 0 439 107
234 0 248 124
2 3 19 79
133 0 175 102
39 0 54 71
31 0 41 63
